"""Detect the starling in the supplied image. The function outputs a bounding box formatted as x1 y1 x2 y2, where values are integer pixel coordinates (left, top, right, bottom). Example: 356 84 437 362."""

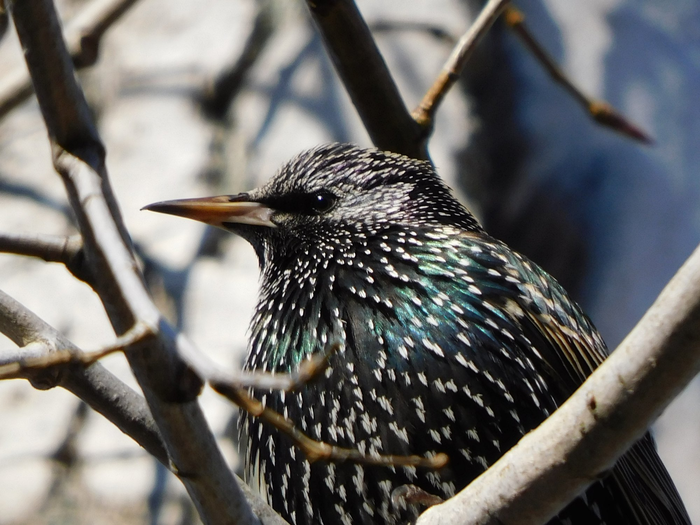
145 143 690 525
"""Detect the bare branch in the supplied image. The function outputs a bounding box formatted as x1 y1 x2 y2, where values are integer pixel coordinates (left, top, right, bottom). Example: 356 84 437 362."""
68 0 142 68
413 0 509 132
0 231 81 262
200 0 275 119
0 320 152 380
305 0 427 159
51 401 89 467
0 67 34 121
0 0 140 120
205 341 445 469
0 232 92 281
206 341 336 392
0 0 7 42
0 290 287 524
412 2 651 145
0 288 168 464
0 342 118 379
417 242 700 524
9 1 260 523
213 380 448 470
503 6 652 144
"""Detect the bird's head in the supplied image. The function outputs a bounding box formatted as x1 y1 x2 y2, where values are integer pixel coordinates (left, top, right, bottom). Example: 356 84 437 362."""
144 143 481 268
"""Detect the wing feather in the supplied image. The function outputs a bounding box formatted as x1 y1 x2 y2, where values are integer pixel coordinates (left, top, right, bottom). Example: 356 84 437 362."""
464 233 690 524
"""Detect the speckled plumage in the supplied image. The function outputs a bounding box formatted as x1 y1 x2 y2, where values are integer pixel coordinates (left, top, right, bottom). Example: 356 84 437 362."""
150 143 690 525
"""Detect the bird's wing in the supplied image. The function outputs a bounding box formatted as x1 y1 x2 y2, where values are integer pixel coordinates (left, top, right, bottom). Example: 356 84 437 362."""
469 234 691 525
608 437 691 525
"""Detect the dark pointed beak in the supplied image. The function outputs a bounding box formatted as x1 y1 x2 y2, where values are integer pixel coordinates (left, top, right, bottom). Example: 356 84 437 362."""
142 195 276 229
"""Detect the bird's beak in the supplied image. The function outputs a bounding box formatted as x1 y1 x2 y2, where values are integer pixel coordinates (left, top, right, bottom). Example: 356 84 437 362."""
142 195 276 229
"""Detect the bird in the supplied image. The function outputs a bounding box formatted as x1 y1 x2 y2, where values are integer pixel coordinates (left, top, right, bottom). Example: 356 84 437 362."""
145 143 690 525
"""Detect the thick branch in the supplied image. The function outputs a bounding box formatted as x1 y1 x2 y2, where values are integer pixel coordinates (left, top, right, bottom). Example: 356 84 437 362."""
0 288 288 524
9 1 260 523
305 0 427 159
417 242 700 524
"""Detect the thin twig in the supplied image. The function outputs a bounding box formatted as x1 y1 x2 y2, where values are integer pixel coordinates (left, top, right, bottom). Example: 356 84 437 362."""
209 341 446 470
0 288 168 463
213 381 448 469
503 6 652 143
212 342 337 392
0 343 119 379
0 321 153 380
412 0 509 133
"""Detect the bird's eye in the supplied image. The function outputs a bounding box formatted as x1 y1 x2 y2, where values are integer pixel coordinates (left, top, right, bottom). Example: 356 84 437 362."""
260 190 337 216
310 191 337 214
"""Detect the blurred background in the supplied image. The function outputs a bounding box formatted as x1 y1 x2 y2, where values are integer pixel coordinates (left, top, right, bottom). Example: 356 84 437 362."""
0 0 698 523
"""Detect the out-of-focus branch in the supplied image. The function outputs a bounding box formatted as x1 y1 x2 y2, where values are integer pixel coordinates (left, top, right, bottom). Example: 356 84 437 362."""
0 68 34 121
9 1 260 523
503 6 652 143
200 0 275 119
370 20 456 44
0 289 288 524
417 242 700 524
0 0 7 42
413 0 509 133
0 0 140 120
0 320 151 380
0 232 92 282
68 0 142 68
305 0 427 160
0 288 168 464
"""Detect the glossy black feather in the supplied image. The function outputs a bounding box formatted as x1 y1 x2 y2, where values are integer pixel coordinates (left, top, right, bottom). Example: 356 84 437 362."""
228 143 689 525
